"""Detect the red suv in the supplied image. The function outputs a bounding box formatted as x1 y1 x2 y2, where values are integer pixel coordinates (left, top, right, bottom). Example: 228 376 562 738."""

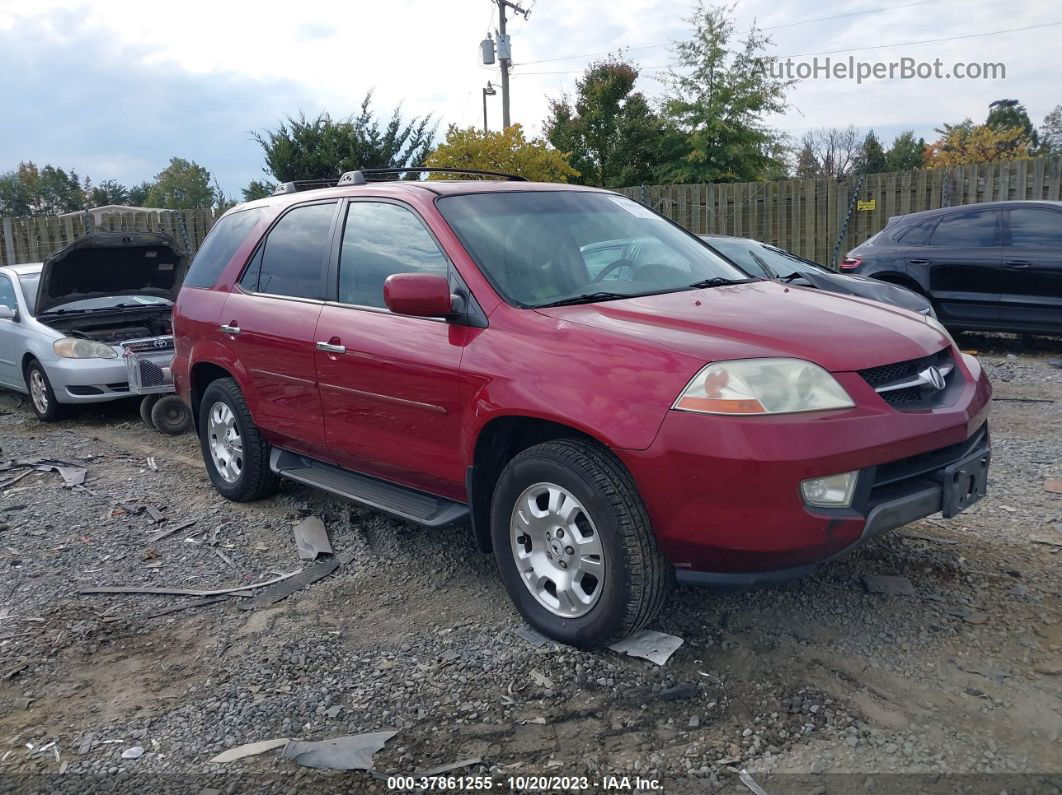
172 169 992 647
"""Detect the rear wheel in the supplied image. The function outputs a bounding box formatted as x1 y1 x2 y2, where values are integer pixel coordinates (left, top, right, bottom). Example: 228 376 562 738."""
491 439 670 648
25 360 67 422
139 394 160 426
198 378 278 501
151 394 192 435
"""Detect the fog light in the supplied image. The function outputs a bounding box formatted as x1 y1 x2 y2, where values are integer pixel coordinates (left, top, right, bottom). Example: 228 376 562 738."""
801 471 858 508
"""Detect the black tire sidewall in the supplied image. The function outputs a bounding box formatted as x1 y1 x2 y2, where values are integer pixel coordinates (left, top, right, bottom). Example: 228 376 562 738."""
198 381 256 499
491 453 632 647
152 395 191 435
25 361 65 422
139 394 161 426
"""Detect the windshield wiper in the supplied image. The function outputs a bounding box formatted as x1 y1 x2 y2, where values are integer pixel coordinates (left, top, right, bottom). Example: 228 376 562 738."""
687 277 754 289
536 291 634 308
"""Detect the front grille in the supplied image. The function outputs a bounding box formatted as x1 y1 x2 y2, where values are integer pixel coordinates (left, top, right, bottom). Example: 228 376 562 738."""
859 348 959 410
121 336 174 354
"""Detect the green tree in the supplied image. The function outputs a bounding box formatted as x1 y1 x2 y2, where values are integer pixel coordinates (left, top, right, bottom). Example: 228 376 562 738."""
659 2 792 183
1038 105 1062 154
250 93 435 183
0 170 32 216
885 131 926 171
242 180 276 201
0 162 85 215
544 57 669 188
127 181 153 206
855 130 887 174
793 141 821 178
88 178 129 206
425 124 578 183
986 99 1037 147
145 157 215 209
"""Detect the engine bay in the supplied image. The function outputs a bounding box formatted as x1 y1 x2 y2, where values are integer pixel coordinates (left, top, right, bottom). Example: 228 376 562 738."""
43 308 172 343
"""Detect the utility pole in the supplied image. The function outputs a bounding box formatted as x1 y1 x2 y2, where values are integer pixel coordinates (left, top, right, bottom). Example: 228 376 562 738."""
494 0 529 130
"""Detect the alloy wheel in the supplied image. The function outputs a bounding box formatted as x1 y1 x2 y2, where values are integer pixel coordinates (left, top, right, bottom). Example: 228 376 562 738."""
207 401 244 483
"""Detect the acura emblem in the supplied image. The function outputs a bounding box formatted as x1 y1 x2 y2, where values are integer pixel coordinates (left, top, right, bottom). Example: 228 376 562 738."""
919 366 946 391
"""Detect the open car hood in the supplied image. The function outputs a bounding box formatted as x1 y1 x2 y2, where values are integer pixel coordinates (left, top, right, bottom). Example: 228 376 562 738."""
36 231 188 316
788 269 931 313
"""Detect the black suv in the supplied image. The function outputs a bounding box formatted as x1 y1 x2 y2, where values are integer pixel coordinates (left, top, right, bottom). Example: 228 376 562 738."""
842 200 1062 335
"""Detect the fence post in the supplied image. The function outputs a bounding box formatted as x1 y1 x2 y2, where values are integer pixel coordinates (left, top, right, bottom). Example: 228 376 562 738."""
1 218 14 267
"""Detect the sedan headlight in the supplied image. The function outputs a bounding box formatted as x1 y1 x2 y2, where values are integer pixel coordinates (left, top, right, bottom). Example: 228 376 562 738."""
674 358 854 415
53 338 118 359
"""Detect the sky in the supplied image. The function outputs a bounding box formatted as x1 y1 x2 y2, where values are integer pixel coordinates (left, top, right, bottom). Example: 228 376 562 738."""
0 0 1058 196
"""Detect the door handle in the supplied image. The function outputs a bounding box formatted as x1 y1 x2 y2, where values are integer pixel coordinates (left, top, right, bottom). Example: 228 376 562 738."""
1003 260 1031 269
316 341 346 354
220 324 241 335
908 259 930 266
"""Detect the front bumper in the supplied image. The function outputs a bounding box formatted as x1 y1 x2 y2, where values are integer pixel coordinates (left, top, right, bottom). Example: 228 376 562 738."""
617 352 992 581
44 356 133 403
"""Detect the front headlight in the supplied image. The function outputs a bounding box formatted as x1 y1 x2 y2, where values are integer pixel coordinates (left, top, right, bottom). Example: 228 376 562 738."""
673 358 854 415
53 338 118 359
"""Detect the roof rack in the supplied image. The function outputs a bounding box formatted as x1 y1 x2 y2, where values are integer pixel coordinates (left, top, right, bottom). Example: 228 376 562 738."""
341 167 527 183
272 178 340 195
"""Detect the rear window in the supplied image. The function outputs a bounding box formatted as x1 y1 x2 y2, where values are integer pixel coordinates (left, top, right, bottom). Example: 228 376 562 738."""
183 207 266 289
896 219 937 246
929 210 999 247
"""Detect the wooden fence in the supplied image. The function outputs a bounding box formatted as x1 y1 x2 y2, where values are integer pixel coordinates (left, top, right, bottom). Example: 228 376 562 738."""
0 208 218 267
619 155 1062 267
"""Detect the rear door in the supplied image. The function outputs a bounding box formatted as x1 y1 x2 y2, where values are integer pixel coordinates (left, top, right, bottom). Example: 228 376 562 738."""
924 208 1002 326
1000 205 1062 332
0 273 21 387
314 199 468 499
220 200 340 458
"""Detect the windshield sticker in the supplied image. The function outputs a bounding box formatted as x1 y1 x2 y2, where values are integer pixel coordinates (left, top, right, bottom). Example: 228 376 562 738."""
608 197 658 219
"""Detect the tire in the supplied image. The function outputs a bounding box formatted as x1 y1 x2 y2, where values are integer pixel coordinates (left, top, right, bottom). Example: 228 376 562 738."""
198 377 278 501
151 394 192 435
139 394 160 426
490 438 671 648
25 360 68 422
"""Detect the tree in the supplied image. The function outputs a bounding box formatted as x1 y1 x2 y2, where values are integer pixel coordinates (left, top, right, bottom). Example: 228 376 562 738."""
795 126 863 180
425 125 578 183
885 131 926 171
0 162 85 215
250 93 435 183
127 181 153 206
242 180 276 201
144 157 215 209
88 179 129 207
986 99 1037 147
659 2 792 183
1039 105 1062 154
924 121 1031 167
855 130 887 174
793 141 821 179
544 57 670 188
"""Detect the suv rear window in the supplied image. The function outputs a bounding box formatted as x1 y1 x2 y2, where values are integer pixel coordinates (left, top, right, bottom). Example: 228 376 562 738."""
896 219 936 245
929 210 999 247
183 207 265 289
243 202 336 300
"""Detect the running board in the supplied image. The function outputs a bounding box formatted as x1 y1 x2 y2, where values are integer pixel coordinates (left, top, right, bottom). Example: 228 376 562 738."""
269 449 469 528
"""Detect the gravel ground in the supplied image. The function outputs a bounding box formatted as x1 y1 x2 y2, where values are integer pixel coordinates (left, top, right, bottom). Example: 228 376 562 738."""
0 332 1060 793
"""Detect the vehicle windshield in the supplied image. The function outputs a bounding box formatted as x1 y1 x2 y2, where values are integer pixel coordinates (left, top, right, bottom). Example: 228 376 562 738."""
706 238 827 280
436 191 747 307
17 272 170 316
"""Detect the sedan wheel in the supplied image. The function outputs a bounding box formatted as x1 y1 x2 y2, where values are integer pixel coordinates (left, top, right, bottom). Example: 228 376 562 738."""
29 368 48 415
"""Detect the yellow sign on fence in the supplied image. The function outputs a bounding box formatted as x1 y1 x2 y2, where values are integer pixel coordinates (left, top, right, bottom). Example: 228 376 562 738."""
857 199 877 211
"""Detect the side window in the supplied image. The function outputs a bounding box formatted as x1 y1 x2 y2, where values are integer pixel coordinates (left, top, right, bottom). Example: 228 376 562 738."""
897 219 937 245
184 207 265 289
1008 208 1062 248
0 275 17 311
338 202 449 309
254 202 336 299
929 210 999 247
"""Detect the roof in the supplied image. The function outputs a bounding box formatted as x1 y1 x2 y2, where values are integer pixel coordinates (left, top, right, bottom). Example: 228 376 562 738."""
1 262 43 275
891 199 1062 224
60 204 174 219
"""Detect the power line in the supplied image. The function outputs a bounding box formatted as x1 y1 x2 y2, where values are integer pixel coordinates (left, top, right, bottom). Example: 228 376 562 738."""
511 0 949 67
510 20 1062 76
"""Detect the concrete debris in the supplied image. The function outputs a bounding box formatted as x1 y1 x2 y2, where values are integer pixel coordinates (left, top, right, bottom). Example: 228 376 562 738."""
281 730 398 770
609 630 683 666
530 669 554 689
1044 478 1062 495
293 516 333 560
209 738 289 763
861 574 917 596
121 746 144 760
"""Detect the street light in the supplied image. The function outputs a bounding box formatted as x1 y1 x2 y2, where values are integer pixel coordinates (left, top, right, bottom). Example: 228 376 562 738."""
482 81 497 133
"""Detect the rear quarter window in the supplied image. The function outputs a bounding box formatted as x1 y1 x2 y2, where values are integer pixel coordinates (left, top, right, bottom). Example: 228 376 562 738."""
183 207 266 289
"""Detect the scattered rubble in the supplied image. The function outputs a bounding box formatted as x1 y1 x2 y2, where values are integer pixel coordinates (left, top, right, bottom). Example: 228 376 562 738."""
609 629 683 665
281 731 397 770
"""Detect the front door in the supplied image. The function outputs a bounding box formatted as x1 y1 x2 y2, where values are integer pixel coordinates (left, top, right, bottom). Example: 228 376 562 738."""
999 205 1062 332
315 199 468 500
0 274 21 388
220 199 339 457
924 208 1002 327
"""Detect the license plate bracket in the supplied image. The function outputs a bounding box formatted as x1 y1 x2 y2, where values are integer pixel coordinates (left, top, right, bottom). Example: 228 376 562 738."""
938 446 990 518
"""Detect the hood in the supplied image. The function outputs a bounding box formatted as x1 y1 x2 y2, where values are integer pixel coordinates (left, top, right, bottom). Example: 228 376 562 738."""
789 270 931 313
36 231 188 316
535 281 949 372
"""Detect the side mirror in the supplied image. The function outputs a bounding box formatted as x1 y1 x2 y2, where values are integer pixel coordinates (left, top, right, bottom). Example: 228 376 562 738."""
383 273 454 318
0 304 17 321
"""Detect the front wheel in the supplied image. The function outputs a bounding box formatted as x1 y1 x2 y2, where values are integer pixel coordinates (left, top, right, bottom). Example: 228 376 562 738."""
25 360 68 422
490 439 671 648
198 378 278 501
